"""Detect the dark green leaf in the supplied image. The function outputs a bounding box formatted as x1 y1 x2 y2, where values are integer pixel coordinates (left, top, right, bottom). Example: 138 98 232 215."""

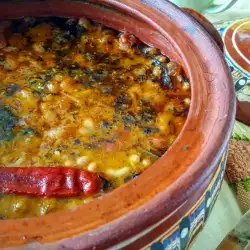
6 84 20 96
22 127 40 136
0 106 17 142
152 60 173 89
242 179 250 192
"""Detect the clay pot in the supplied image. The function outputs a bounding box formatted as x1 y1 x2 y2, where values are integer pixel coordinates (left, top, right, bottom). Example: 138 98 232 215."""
0 1 235 249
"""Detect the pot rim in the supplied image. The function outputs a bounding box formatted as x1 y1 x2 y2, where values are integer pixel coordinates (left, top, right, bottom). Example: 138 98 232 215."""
0 0 235 249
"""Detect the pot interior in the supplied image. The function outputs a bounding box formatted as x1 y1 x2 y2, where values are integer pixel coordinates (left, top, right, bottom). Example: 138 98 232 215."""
0 1 234 249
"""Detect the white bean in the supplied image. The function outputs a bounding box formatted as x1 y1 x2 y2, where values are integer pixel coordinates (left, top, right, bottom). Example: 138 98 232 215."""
54 150 61 156
83 118 94 130
182 81 190 91
105 167 130 178
142 158 151 167
79 127 91 135
46 127 65 139
87 162 97 172
152 66 162 77
64 160 75 167
129 154 140 166
184 98 191 106
76 156 89 166
47 82 60 94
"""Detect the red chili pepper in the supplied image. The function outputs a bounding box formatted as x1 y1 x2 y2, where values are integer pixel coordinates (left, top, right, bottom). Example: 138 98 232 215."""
0 167 101 198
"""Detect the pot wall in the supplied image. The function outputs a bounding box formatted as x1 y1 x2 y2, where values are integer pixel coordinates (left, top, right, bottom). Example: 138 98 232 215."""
122 151 228 250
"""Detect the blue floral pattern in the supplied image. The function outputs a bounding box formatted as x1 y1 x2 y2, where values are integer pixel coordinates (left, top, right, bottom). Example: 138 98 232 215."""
148 153 227 250
215 19 250 103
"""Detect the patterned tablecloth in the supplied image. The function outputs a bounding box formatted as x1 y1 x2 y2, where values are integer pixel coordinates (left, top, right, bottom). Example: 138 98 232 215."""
215 19 250 104
192 14 250 250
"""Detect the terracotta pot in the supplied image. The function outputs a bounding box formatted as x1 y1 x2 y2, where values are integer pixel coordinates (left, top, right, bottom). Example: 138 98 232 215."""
0 1 235 249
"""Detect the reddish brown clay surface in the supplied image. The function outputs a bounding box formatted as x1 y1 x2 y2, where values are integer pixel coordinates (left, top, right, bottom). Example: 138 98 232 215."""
224 19 250 76
0 0 235 249
182 8 224 52
223 19 250 125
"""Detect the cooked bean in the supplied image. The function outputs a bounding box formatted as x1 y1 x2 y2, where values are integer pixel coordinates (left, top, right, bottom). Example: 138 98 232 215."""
182 81 190 91
129 154 140 166
87 162 97 172
142 158 151 167
76 156 89 166
79 127 91 135
47 81 60 93
105 167 130 178
64 159 75 167
184 98 191 106
83 118 94 130
0 16 190 220
166 62 182 76
79 17 91 30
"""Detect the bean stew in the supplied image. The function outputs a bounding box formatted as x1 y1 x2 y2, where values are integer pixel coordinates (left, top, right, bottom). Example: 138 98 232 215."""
0 17 191 219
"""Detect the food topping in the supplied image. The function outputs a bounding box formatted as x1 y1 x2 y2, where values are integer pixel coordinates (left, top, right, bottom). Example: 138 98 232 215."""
0 16 190 219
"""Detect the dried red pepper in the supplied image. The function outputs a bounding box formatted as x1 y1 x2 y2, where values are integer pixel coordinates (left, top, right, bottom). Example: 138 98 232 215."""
0 167 101 198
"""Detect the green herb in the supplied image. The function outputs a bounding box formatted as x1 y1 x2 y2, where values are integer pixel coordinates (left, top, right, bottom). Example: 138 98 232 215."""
53 31 73 44
138 75 146 82
22 127 40 136
6 84 20 96
232 133 250 142
242 178 250 192
28 75 46 94
184 145 189 151
92 69 108 81
45 68 60 76
28 71 54 94
141 149 160 159
0 106 17 142
152 59 172 89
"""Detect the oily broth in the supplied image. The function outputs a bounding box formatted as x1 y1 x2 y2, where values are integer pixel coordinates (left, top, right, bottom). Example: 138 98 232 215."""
0 16 190 219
